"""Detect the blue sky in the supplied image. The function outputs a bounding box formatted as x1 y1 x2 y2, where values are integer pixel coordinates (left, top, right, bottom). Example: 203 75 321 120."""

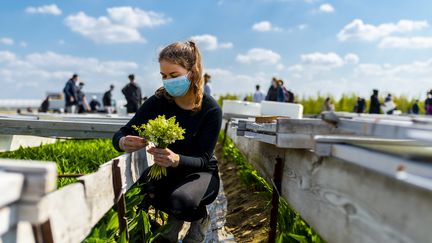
1 0 432 100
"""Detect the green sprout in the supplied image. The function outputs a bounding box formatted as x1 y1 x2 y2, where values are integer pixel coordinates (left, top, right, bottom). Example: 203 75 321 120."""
132 115 185 180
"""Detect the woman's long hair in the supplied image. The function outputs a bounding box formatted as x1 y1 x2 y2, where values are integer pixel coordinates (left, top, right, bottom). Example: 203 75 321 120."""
156 41 204 112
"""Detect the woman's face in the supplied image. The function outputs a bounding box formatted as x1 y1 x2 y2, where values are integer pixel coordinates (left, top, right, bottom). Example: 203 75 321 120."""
160 60 188 80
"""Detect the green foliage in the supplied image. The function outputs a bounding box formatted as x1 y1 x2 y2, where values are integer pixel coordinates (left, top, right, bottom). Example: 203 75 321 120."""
244 94 253 102
133 115 185 149
217 92 425 115
133 115 185 180
298 93 425 115
220 133 325 243
0 139 166 242
0 139 121 187
221 138 271 192
84 182 168 243
217 93 240 107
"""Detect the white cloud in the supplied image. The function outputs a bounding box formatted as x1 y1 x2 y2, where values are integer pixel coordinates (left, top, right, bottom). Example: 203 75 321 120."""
344 53 360 64
205 68 269 95
0 50 140 98
65 7 171 44
25 4 62 15
1 38 14 45
276 63 285 71
338 19 429 42
236 48 281 64
252 21 282 32
25 52 138 73
379 36 432 49
300 52 345 67
0 51 16 62
190 34 233 51
20 42 27 47
297 24 308 30
106 7 171 28
285 55 432 98
65 12 144 44
288 52 359 78
318 3 335 13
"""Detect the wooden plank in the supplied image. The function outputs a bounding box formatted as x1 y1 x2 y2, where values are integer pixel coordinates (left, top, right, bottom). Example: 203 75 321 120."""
0 118 122 138
19 149 153 242
0 205 18 236
314 135 415 146
16 222 35 243
245 121 277 133
243 131 277 145
0 135 56 152
237 119 347 149
231 128 432 243
0 118 122 132
0 160 57 202
0 172 24 207
280 149 432 243
77 161 115 226
119 148 153 191
327 111 432 125
223 113 254 120
276 133 315 149
78 148 152 226
18 183 92 242
0 135 13 153
35 114 130 123
277 118 338 134
46 183 92 243
0 225 17 243
329 144 432 189
228 126 283 184
322 112 432 142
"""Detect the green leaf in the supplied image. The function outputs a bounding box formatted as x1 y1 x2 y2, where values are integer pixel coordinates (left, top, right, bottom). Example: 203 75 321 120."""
133 115 185 180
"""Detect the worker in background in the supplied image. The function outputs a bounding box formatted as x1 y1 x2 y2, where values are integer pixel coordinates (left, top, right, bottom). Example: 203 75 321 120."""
89 95 102 112
77 82 90 113
265 77 285 102
425 90 432 115
103 84 115 114
39 96 50 113
323 97 335 112
369 89 381 114
204 73 212 96
122 74 142 113
63 74 79 113
354 97 366 113
253 85 265 103
382 93 397 115
410 100 420 114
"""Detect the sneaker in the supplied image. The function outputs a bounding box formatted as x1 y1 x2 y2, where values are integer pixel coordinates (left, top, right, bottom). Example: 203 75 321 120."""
182 214 210 243
160 215 184 242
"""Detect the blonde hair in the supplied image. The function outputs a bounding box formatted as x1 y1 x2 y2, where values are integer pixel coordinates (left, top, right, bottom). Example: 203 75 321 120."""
156 41 204 112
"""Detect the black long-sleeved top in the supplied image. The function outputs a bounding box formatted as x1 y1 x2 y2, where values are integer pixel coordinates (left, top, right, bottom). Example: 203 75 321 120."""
63 79 78 106
369 94 381 114
112 93 222 173
122 82 142 105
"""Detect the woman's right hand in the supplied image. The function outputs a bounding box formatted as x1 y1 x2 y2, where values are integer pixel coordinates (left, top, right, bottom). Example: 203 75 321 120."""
119 135 148 153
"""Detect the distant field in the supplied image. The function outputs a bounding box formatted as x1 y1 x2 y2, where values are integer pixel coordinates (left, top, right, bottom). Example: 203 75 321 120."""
218 93 425 115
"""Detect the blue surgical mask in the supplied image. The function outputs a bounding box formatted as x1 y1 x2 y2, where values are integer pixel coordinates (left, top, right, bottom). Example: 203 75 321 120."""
163 73 191 97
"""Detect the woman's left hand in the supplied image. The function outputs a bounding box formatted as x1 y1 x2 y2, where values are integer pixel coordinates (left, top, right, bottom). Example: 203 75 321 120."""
147 147 180 168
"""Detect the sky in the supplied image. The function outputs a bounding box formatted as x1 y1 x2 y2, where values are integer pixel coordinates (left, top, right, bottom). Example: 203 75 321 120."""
1 0 432 101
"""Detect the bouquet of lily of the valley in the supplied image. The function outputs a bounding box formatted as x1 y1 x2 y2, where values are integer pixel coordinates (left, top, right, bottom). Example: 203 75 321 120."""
132 115 185 180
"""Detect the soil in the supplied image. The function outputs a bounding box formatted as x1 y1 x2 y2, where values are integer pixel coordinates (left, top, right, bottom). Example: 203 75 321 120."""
215 145 271 243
